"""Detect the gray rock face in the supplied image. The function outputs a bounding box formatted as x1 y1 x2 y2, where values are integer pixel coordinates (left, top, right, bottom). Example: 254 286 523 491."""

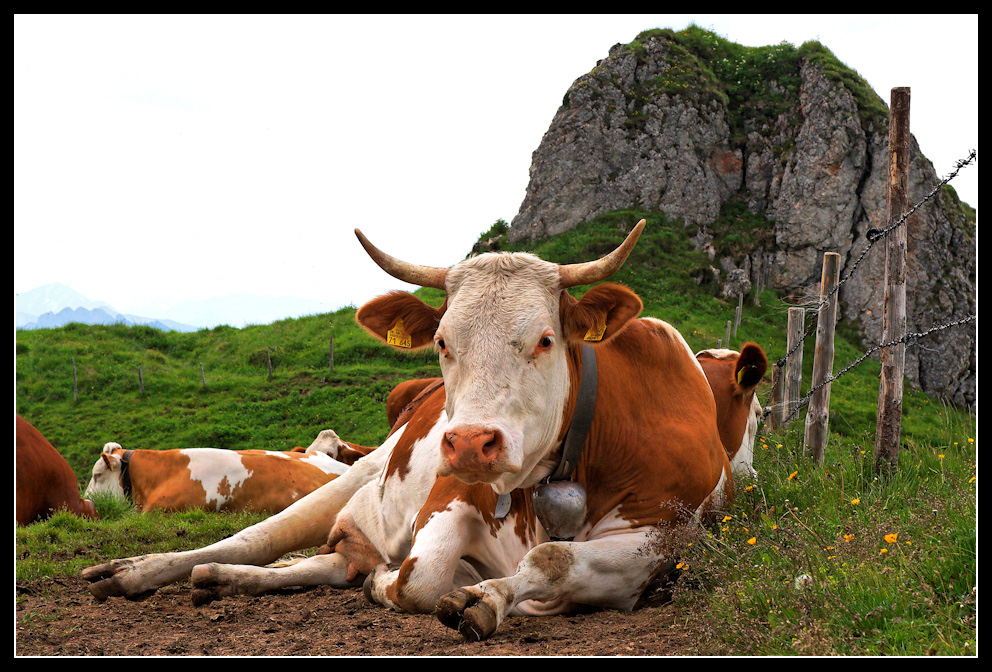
509 31 975 405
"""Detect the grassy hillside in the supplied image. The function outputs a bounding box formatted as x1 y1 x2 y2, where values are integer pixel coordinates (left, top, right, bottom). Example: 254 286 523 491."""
15 208 976 654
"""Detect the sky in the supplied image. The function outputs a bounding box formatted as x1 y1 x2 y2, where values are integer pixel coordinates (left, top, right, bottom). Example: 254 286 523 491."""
14 14 978 318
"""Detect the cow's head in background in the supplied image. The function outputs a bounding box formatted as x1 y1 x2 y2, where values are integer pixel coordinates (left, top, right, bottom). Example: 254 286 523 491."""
355 220 645 495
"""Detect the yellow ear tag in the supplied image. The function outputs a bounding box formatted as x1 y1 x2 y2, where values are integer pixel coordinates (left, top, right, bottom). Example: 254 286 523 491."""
387 318 412 348
737 368 746 385
583 314 607 342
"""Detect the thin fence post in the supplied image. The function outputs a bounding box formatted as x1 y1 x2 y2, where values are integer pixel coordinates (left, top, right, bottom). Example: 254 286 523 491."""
784 307 805 427
769 362 785 429
72 356 78 402
734 293 743 336
137 367 144 395
724 320 731 349
200 362 207 388
803 252 841 464
875 86 911 476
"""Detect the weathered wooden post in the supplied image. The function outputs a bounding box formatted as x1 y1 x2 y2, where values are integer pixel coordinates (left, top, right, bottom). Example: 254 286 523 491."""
769 362 785 429
784 307 805 426
137 367 144 395
803 252 841 463
200 362 207 388
875 87 911 476
734 293 743 336
724 320 732 349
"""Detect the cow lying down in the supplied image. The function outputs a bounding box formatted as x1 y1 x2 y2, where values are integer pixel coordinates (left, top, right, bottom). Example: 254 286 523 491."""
85 441 351 514
83 221 762 641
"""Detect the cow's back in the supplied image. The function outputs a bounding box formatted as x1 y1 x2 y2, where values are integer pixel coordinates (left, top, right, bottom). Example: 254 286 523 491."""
578 318 731 530
129 448 345 514
16 416 97 525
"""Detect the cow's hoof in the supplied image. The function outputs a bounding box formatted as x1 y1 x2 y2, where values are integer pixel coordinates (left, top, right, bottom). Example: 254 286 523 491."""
190 564 234 606
362 570 377 604
435 589 498 642
82 561 155 602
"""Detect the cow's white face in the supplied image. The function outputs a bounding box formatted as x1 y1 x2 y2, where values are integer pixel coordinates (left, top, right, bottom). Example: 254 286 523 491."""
84 443 126 499
434 253 571 494
353 220 646 497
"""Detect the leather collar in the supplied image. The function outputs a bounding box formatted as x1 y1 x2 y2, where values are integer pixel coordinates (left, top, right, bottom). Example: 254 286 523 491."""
119 449 135 501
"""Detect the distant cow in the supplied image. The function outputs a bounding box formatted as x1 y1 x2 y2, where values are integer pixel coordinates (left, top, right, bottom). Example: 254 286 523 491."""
16 415 98 526
386 377 442 427
695 344 768 478
85 442 350 514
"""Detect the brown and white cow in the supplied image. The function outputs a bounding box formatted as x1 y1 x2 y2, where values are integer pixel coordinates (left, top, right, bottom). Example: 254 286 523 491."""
16 415 98 526
695 344 768 478
386 377 441 428
85 442 350 514
82 220 733 641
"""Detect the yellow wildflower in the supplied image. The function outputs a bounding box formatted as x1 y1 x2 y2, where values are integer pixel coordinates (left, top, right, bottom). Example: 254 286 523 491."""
722 515 732 522
788 471 798 481
880 548 889 554
747 537 756 545
884 533 898 544
843 534 854 542
850 498 860 505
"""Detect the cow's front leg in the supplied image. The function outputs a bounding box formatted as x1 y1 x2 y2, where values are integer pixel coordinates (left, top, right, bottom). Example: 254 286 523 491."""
190 552 362 605
363 498 490 614
82 444 393 601
435 529 666 641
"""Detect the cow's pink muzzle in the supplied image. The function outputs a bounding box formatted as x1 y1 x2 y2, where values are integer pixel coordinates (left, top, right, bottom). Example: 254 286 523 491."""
441 425 508 479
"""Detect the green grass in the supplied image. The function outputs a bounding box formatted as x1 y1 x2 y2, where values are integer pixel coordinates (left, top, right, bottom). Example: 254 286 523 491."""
16 207 975 655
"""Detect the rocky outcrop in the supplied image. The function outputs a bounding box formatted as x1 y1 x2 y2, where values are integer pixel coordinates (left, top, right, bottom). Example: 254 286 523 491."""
509 29 976 405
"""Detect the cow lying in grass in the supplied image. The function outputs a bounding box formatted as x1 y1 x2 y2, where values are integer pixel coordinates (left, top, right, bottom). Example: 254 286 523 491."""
84 221 756 641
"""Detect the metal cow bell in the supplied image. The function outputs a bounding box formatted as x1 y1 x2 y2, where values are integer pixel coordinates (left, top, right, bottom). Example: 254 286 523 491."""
532 480 587 540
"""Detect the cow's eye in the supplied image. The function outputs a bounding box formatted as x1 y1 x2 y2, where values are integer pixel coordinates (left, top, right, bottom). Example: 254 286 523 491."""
540 335 553 348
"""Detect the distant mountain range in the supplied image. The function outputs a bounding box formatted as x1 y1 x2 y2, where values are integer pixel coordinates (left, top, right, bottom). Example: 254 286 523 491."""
15 283 343 332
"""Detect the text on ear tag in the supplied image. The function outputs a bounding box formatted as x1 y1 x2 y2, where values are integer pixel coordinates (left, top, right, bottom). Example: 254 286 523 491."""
387 318 412 348
583 315 607 342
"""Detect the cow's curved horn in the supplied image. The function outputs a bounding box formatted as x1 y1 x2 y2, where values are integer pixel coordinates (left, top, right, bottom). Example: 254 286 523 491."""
558 219 646 288
354 229 448 289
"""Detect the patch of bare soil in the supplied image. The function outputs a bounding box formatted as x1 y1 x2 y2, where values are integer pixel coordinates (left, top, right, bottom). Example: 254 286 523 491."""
15 575 710 656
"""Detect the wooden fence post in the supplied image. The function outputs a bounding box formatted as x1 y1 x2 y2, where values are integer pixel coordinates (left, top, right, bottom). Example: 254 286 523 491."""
875 86 911 476
769 362 784 429
72 356 78 402
803 252 841 463
734 293 743 336
784 307 805 426
137 367 144 395
200 363 207 388
724 320 731 349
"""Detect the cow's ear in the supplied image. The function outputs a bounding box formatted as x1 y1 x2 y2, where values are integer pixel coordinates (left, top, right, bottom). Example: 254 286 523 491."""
734 342 768 390
100 453 120 471
356 290 445 350
560 283 642 345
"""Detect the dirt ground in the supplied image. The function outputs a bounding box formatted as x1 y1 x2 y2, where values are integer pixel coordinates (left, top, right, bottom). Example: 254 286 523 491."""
16 573 711 656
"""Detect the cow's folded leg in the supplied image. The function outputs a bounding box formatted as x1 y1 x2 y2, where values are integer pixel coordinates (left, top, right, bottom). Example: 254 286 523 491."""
435 530 667 641
82 446 392 601
190 552 362 605
363 497 498 614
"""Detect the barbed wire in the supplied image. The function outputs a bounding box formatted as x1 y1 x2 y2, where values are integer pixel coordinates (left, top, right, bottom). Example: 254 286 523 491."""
769 314 976 426
771 148 977 372
759 148 977 429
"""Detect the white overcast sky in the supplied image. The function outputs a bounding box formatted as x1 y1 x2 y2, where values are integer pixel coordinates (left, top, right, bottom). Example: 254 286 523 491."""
14 14 978 316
